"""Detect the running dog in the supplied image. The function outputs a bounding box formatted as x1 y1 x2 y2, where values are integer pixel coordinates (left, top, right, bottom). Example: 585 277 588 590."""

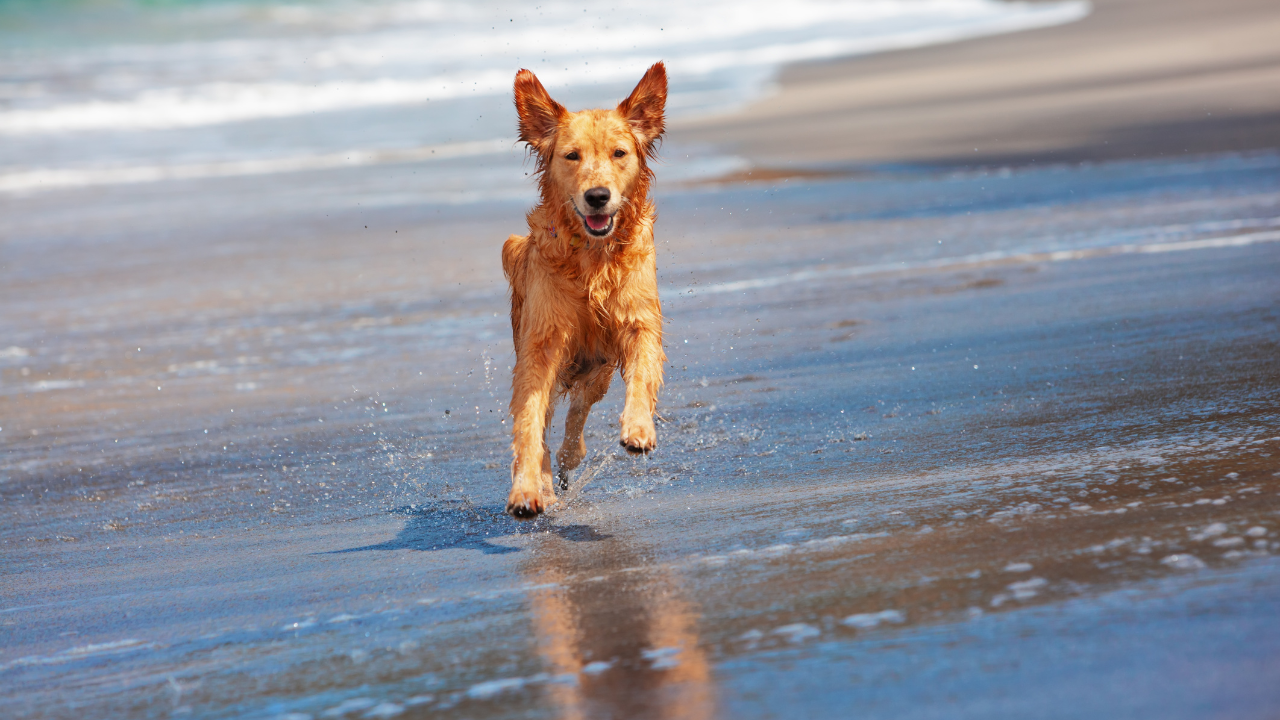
502 62 668 518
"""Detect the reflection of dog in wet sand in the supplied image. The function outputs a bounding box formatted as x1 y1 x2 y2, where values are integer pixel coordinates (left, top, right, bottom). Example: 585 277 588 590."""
502 62 668 518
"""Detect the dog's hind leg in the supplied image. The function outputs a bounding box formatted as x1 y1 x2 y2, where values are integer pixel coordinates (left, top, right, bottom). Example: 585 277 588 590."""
540 399 558 500
556 365 614 489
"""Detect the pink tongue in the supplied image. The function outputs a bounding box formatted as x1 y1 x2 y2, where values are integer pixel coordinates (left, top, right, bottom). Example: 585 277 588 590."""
586 214 610 231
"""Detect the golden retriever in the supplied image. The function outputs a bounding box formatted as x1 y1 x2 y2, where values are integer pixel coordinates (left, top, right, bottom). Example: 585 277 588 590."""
502 62 668 518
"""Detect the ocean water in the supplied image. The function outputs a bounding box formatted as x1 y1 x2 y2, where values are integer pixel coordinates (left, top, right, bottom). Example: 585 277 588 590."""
0 0 1088 198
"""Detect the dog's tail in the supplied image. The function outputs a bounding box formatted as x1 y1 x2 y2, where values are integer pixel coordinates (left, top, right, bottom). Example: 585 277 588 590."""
502 233 529 348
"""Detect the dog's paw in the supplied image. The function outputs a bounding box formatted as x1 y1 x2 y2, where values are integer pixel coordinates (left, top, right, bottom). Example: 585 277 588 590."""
506 487 546 519
619 418 657 455
556 436 588 473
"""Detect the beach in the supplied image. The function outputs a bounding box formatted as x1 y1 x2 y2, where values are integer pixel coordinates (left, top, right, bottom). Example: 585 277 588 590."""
2 1 1279 718
679 0 1280 166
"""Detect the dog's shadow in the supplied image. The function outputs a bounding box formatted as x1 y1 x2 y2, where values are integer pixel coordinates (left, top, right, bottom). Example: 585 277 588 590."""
327 501 610 556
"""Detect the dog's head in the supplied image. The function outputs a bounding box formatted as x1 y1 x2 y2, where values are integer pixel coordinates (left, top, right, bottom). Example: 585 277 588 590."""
514 62 666 240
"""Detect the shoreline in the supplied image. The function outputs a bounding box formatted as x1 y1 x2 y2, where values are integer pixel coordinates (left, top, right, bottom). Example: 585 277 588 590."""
674 0 1280 169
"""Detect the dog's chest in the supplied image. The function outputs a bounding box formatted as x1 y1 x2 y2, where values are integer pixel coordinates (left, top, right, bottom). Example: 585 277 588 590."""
576 254 625 314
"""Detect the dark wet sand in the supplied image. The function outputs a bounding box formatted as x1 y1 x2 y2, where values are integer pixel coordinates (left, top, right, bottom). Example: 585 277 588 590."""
678 0 1280 167
4 151 1279 718
4 3 1280 717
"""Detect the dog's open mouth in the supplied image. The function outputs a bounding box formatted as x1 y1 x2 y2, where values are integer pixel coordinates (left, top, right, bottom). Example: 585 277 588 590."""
578 210 615 237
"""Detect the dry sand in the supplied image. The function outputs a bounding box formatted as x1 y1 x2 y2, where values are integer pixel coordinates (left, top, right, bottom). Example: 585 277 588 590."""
676 0 1280 167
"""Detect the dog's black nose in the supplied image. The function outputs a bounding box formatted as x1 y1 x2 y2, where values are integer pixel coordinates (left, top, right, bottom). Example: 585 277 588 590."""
584 186 611 209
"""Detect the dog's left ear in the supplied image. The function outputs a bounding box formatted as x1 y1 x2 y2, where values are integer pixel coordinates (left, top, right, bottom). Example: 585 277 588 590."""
618 61 667 154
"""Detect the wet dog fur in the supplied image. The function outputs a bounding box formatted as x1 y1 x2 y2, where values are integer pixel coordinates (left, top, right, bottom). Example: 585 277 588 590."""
502 62 668 518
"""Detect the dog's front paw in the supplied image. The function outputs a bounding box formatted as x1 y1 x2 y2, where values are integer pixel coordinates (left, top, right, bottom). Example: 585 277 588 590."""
507 487 550 519
619 416 657 455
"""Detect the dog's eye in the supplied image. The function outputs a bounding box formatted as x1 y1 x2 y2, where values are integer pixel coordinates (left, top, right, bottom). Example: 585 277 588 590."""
565 151 580 161
613 149 626 158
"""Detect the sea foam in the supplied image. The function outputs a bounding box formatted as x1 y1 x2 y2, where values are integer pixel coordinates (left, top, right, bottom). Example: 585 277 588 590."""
0 1 1088 134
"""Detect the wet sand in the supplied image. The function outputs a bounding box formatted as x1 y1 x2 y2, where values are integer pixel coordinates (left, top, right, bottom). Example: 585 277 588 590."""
4 3 1280 718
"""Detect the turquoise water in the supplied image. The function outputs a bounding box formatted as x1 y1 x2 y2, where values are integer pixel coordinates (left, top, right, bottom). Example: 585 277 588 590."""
0 0 287 47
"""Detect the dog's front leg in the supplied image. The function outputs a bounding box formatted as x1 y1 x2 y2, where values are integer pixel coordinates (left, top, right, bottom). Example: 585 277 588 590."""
508 329 568 518
618 319 665 454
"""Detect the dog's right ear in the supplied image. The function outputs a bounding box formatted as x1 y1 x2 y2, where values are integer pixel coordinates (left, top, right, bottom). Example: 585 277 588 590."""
514 69 566 157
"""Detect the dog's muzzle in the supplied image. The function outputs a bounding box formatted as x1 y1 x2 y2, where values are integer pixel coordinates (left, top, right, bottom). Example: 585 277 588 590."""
579 186 616 237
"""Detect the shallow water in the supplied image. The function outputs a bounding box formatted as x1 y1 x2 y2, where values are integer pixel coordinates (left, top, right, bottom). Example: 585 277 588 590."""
2 145 1278 717
0 0 1087 195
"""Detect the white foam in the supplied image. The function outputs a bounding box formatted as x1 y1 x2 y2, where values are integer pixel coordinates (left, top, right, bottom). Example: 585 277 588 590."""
641 645 684 669
0 138 514 194
465 677 528 700
363 703 404 719
1007 577 1048 599
842 609 906 628
320 698 377 717
0 75 523 135
1160 554 1206 571
679 229 1280 298
1191 523 1230 541
27 380 86 392
0 0 1088 135
0 638 153 670
773 623 822 643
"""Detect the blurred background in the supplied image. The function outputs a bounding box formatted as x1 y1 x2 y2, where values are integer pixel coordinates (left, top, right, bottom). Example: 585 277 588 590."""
3 2 1280 719
1 0 1092 198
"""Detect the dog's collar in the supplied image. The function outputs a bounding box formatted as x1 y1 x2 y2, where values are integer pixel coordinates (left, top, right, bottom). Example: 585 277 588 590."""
548 224 590 249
